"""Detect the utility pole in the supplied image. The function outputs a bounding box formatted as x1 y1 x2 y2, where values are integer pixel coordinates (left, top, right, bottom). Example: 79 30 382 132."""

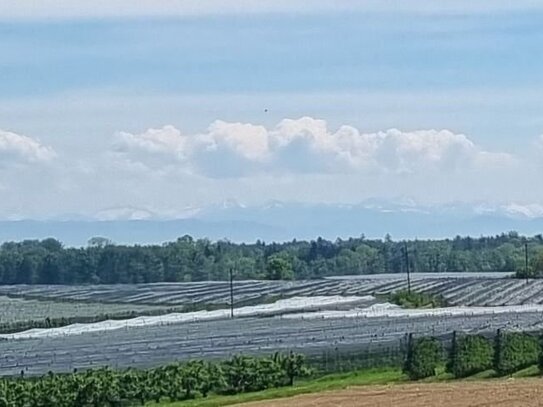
413 239 418 274
403 242 411 294
229 267 235 318
525 243 529 283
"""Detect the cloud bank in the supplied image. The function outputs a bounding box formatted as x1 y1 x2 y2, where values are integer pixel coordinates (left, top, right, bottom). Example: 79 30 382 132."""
0 118 539 219
113 117 512 177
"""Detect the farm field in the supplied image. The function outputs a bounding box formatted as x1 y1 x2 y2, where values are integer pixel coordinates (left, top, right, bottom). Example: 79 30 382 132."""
235 379 543 407
2 274 543 377
1 308 542 376
0 273 540 307
0 296 174 324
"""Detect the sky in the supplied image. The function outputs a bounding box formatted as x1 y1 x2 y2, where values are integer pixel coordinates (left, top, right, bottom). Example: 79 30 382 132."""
1 1 543 220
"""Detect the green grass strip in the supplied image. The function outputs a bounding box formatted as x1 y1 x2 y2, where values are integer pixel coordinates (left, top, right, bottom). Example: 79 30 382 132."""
152 363 543 407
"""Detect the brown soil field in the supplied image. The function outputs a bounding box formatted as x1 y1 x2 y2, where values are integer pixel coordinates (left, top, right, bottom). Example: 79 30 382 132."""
236 379 543 407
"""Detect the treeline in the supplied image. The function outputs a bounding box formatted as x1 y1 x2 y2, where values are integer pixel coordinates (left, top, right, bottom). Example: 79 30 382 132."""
1 232 543 284
405 330 541 380
0 352 310 407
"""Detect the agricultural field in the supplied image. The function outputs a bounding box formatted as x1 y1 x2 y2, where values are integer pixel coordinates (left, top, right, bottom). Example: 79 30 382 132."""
0 273 543 306
0 296 175 324
2 273 543 377
0 272 540 307
1 305 542 376
239 380 543 407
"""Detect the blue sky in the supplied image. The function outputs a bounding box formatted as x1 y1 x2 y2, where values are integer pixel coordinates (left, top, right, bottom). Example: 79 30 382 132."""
4 12 543 96
1 1 543 219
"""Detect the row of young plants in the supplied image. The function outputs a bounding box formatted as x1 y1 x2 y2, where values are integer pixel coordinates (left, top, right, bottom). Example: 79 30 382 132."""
404 329 542 380
0 309 189 336
0 352 310 407
0 296 294 336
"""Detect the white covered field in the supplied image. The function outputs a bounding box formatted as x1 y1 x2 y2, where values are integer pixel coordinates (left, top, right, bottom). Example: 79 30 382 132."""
0 272 536 308
2 273 543 376
0 296 174 324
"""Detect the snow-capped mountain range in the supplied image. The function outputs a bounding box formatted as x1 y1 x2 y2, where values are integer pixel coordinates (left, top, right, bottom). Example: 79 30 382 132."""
1 200 543 246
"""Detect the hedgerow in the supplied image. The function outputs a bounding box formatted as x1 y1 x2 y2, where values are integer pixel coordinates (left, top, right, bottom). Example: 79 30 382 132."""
448 334 493 378
494 331 541 376
403 336 443 380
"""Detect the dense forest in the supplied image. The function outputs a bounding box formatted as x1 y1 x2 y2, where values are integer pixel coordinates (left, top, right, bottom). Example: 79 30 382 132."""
0 232 542 285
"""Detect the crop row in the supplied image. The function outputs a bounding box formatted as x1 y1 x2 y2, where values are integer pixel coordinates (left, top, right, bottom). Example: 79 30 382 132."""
0 296 171 324
0 353 311 407
2 275 543 307
1 309 542 377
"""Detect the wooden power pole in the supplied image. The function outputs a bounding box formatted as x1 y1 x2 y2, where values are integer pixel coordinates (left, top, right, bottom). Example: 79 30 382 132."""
404 242 411 294
525 243 529 283
229 267 235 318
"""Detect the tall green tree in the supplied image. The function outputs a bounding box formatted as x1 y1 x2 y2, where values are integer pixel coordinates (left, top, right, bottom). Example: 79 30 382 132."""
266 255 294 280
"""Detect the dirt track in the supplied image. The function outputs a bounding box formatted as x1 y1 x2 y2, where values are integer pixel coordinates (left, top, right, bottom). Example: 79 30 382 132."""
237 379 543 407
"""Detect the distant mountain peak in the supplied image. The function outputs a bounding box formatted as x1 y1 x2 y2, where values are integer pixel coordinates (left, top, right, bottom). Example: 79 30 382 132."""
262 199 286 209
219 198 246 209
94 206 156 221
4 199 543 247
501 203 543 219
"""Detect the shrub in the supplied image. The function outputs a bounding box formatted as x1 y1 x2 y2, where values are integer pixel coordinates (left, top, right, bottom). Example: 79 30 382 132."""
449 334 493 378
275 352 312 386
494 331 541 376
389 290 446 309
404 336 443 380
221 355 287 393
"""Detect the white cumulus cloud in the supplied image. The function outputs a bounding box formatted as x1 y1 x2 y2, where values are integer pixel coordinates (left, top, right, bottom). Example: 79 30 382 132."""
115 125 189 159
112 117 512 178
0 130 56 164
203 120 271 162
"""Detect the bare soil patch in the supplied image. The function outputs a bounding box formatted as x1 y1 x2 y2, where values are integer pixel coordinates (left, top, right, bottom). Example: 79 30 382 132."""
237 379 543 407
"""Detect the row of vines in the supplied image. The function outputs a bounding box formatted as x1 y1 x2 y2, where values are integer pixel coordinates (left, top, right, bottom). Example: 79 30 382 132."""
404 329 542 379
3 329 543 406
0 352 310 407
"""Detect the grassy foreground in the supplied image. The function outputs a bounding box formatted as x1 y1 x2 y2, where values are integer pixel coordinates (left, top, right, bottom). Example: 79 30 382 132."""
151 368 404 407
152 364 542 407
